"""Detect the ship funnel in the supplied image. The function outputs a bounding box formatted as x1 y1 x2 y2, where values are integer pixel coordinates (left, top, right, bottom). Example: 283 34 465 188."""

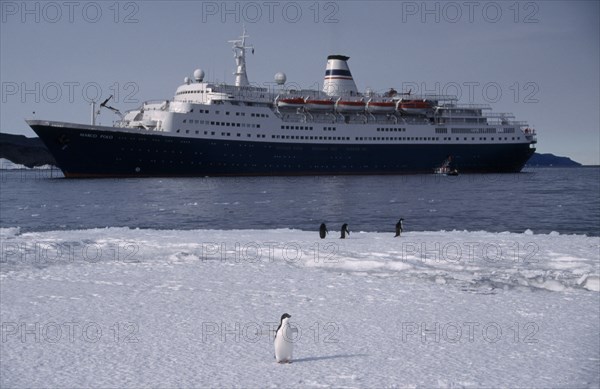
323 55 358 97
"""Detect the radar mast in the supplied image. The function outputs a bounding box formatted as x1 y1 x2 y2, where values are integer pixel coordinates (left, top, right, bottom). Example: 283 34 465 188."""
228 26 254 87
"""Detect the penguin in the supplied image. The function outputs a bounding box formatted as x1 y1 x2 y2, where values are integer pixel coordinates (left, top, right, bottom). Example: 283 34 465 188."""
395 218 404 237
319 223 328 239
340 223 350 239
274 313 293 363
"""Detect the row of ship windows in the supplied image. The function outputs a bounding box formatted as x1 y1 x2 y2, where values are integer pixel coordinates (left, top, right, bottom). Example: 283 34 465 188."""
435 128 516 134
176 91 267 100
204 131 346 140
450 128 500 134
177 123 514 137
177 90 206 95
276 135 350 140
376 128 407 132
196 131 525 142
443 137 521 141
170 129 523 143
448 118 487 123
198 132 441 141
209 131 266 138
281 125 314 130
278 126 335 131
185 108 269 118
179 121 260 129
116 134 520 144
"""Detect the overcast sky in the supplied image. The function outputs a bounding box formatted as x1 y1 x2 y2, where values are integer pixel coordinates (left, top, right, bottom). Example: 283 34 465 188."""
1 1 598 164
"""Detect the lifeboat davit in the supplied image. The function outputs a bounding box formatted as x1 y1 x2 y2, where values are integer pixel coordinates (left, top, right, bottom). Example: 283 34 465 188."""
277 97 305 109
397 99 432 115
366 101 396 114
304 99 335 111
336 100 366 113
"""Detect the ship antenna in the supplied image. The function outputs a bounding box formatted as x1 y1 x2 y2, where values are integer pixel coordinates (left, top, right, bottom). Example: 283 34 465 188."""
91 100 96 125
228 25 254 87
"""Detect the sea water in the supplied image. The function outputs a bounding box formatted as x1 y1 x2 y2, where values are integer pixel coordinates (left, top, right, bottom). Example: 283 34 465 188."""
1 167 598 236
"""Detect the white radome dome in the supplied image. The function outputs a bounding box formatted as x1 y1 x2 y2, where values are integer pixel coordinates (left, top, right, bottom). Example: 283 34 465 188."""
274 72 287 85
184 77 190 85
193 69 205 82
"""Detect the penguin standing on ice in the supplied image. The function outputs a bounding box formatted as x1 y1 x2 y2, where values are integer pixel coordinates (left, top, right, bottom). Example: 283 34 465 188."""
340 223 350 239
274 313 293 363
395 218 404 237
319 223 328 239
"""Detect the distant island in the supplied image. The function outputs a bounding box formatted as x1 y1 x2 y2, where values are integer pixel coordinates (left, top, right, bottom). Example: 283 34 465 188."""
0 132 585 168
1 133 56 168
525 153 582 167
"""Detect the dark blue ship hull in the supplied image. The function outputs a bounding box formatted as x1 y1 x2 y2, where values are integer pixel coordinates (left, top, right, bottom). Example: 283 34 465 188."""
29 122 535 178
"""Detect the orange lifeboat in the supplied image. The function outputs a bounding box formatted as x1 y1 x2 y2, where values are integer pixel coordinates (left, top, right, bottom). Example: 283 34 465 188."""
277 97 305 109
336 100 365 113
397 99 432 115
366 101 396 114
304 99 335 111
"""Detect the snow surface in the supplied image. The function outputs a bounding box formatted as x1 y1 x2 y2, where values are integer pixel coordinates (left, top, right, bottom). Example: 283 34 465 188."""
1 228 599 388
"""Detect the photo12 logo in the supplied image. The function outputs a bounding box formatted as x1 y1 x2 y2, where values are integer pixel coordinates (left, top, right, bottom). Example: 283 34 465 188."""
400 81 540 104
201 321 339 344
400 321 540 344
400 2 540 24
0 241 140 264
198 241 339 264
1 81 139 105
399 240 539 263
1 1 140 24
1 321 139 344
201 1 339 23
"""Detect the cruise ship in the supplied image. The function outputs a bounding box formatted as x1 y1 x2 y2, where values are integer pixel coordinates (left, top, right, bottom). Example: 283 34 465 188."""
27 29 536 178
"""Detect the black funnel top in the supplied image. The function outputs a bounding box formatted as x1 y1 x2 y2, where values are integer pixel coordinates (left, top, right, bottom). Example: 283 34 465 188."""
327 55 350 61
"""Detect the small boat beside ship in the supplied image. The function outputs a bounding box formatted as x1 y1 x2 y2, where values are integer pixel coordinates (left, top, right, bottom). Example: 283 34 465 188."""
434 156 459 176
